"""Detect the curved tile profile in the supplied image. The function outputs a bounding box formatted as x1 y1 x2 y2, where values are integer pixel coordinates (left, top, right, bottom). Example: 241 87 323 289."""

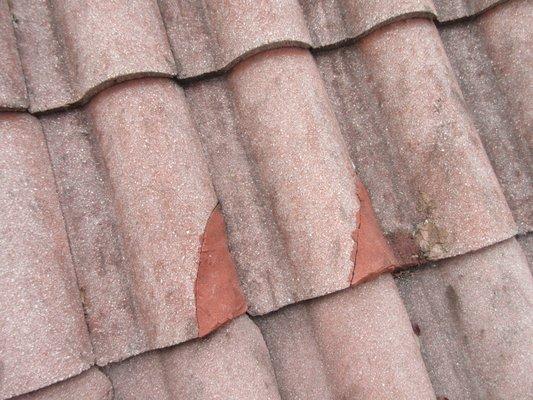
316 18 517 266
0 0 27 110
396 238 533 400
7 0 509 111
105 316 282 400
255 274 436 400
0 113 93 399
432 0 507 21
440 0 532 233
186 48 398 315
10 0 176 113
41 78 244 366
159 0 312 79
11 368 112 400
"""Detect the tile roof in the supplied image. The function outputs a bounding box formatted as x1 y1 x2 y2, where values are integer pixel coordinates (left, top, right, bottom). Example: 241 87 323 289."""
104 316 281 400
0 0 531 399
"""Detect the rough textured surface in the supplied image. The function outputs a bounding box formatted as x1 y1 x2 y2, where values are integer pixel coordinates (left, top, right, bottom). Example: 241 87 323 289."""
105 316 281 400
1 1 531 398
0 113 93 399
317 18 517 265
396 238 533 400
352 179 398 284
186 48 360 315
255 274 436 400
196 205 247 336
41 78 217 365
517 233 533 273
0 0 27 110
11 0 176 112
7 0 508 111
440 0 532 232
432 0 507 20
11 369 112 400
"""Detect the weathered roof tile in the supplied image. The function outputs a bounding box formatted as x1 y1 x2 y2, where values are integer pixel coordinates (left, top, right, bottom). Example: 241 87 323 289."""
186 48 394 315
41 78 245 365
440 0 532 232
11 0 176 112
256 274 436 399
105 316 281 400
12 368 112 400
0 1 27 110
396 238 533 399
316 17 517 265
0 113 93 399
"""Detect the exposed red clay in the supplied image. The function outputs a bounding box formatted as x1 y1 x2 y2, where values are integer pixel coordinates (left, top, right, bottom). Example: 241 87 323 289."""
351 180 398 285
195 205 247 337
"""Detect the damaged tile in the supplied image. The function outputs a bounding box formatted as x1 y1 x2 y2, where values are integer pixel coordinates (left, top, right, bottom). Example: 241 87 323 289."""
316 17 517 265
186 48 394 315
41 78 244 365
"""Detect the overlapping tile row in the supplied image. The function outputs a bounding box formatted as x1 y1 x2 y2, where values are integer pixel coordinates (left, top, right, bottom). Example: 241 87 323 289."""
316 17 518 265
40 77 245 366
0 113 93 399
439 0 532 233
104 316 281 400
5 0 508 112
0 0 26 110
9 0 176 112
255 274 437 400
185 47 395 315
1 1 531 400
396 238 533 399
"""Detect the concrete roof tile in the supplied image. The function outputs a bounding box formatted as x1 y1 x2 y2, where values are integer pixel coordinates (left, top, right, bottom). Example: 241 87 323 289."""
0 0 27 110
0 113 93 399
255 274 436 399
316 18 517 265
11 368 112 400
40 78 245 365
105 316 281 400
396 237 533 399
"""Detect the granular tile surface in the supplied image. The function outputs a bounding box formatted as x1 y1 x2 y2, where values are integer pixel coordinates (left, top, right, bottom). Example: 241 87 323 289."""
0 0 531 399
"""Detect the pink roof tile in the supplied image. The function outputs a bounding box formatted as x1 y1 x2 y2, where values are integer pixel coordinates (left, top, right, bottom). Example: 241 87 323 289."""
9 0 506 112
12 368 112 400
0 113 93 399
0 1 531 398
440 0 532 232
105 316 281 400
186 47 396 315
256 274 436 399
316 17 517 265
40 78 244 365
10 0 176 112
396 238 533 399
0 1 27 110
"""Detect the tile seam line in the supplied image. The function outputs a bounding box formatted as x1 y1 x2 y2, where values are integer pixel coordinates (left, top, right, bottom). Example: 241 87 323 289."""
39 115 98 368
7 1 515 115
5 0 29 109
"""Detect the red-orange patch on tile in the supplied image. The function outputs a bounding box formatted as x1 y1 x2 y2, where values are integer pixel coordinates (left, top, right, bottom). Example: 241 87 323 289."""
351 179 398 285
195 205 247 337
